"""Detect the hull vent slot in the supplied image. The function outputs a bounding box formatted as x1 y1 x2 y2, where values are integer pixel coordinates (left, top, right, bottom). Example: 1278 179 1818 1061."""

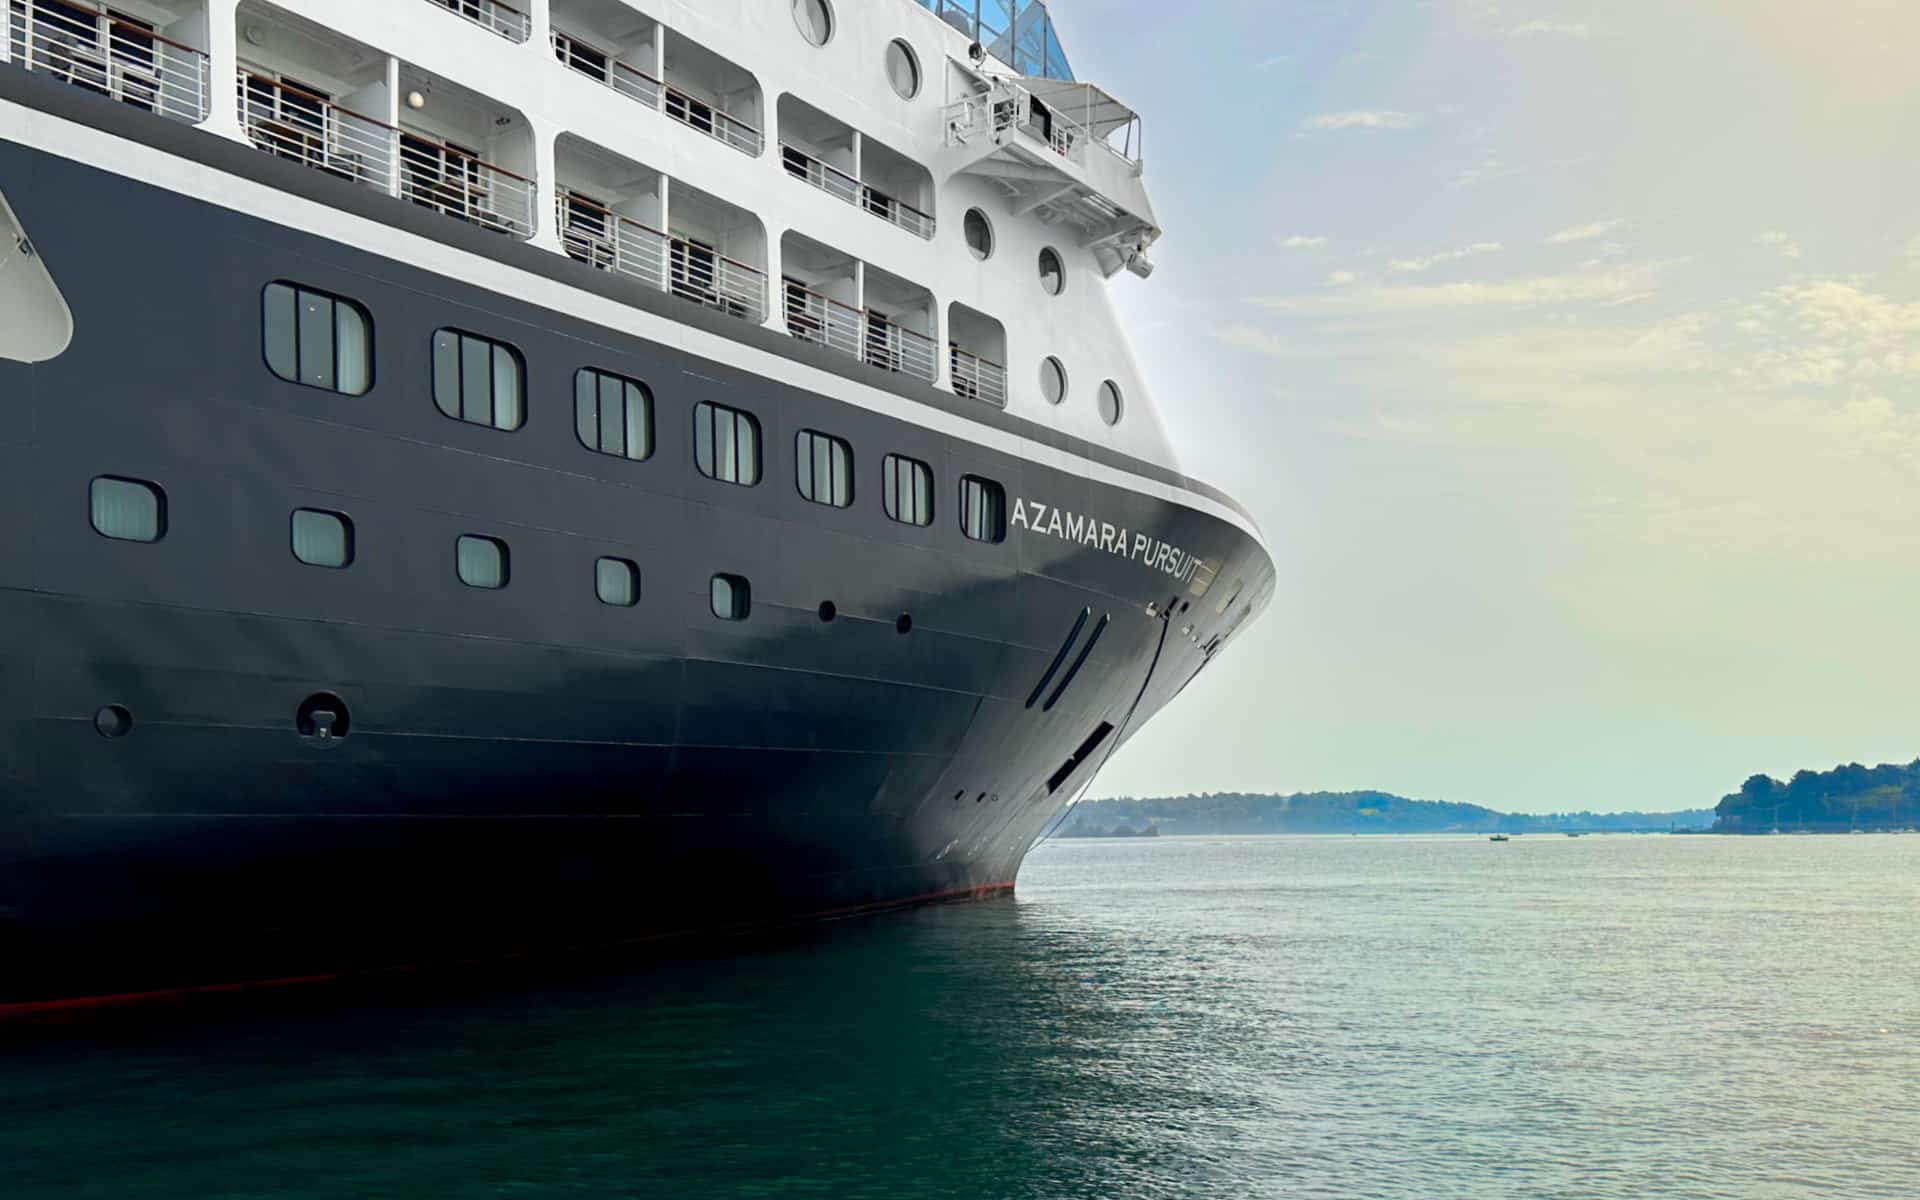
1025 607 1090 708
1047 722 1115 794
1042 613 1109 712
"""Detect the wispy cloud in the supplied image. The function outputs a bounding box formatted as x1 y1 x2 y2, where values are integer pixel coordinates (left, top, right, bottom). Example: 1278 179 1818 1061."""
1503 20 1593 38
1755 230 1804 259
1390 243 1504 273
1545 219 1626 245
1278 235 1329 250
1261 263 1669 314
1298 110 1421 132
1325 270 1359 286
1449 158 1522 190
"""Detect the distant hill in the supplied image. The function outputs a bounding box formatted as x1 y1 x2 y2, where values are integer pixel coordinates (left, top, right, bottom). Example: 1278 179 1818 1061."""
1062 792 1713 837
1714 760 1920 833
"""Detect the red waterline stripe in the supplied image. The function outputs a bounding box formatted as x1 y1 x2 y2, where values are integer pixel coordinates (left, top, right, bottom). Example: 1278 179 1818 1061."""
0 880 1017 1020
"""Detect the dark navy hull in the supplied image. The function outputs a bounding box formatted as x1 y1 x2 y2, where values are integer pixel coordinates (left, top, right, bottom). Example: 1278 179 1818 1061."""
0 75 1271 1008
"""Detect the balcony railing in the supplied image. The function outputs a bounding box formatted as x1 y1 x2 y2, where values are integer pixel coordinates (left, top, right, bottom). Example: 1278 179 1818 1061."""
9 0 209 124
783 279 936 384
950 346 1008 408
239 70 534 240
780 144 935 241
549 25 761 157
424 0 530 44
238 70 398 194
558 191 766 324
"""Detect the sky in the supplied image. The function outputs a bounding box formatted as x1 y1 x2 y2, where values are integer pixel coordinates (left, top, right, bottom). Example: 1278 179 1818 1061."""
1061 0 1920 812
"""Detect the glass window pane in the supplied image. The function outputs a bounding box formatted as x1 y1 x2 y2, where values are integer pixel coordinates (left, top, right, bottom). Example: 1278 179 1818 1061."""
335 303 371 395
433 331 461 418
456 535 507 589
292 508 352 568
694 403 714 476
575 370 598 449
89 477 164 543
710 574 748 620
596 557 638 606
598 374 622 454
624 383 650 459
297 290 335 391
461 336 490 424
716 407 738 481
738 416 759 485
491 344 522 430
796 432 814 499
264 283 297 382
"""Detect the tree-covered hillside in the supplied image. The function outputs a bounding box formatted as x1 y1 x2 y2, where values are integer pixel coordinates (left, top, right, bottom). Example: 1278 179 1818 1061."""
1066 792 1711 836
1714 760 1920 833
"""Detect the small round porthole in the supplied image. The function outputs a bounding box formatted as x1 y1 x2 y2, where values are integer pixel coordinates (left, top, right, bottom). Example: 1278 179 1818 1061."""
94 705 132 739
1038 247 1065 296
792 0 833 46
963 209 994 260
885 39 921 99
1040 357 1068 405
1098 380 1124 427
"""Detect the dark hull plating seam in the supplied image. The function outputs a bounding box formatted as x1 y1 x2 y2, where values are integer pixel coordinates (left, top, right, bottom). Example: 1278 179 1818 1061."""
0 80 1274 1006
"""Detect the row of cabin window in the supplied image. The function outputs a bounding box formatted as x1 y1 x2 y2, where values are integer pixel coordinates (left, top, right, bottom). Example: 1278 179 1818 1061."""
262 281 1010 542
88 476 753 618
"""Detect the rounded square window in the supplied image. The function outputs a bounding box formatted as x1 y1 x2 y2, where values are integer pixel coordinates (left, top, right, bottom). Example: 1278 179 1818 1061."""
433 329 525 432
711 573 750 621
575 369 653 462
457 534 509 589
292 508 354 568
796 429 853 508
596 557 640 607
264 282 372 396
693 401 762 487
89 476 165 543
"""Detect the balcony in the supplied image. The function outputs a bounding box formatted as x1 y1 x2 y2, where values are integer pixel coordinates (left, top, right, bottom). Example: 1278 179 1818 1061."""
7 0 210 124
422 0 530 44
777 95 934 240
554 135 766 324
550 4 762 157
782 232 935 384
948 302 1007 408
238 70 397 194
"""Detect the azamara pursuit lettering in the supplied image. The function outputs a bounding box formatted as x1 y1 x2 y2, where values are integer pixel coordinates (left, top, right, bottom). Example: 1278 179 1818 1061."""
1010 499 1202 583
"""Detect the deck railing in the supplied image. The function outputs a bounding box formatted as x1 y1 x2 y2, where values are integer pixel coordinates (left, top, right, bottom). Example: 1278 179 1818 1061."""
780 144 935 240
783 279 936 384
950 346 1008 407
400 132 535 239
550 25 761 157
559 191 765 324
9 0 209 124
424 0 530 44
238 70 398 195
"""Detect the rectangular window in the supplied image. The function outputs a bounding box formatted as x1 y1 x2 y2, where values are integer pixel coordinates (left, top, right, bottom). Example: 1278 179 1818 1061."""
882 454 934 527
710 573 750 620
291 508 354 568
596 556 639 607
575 369 653 461
264 282 372 395
89 476 165 543
456 534 509 589
795 430 853 508
433 329 525 431
959 475 1006 543
693 401 761 486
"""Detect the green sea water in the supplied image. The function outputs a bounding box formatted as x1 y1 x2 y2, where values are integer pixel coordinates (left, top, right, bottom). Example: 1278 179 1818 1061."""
3 834 1917 1198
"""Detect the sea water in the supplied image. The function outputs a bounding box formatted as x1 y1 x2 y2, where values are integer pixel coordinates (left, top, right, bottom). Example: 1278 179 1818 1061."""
3 834 1916 1198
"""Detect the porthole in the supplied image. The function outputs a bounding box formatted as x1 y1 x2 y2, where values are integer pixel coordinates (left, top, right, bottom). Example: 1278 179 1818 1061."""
1040 357 1068 406
596 557 640 607
884 39 920 99
793 0 833 46
896 613 913 635
291 508 354 569
1098 380 1124 427
817 601 837 623
963 209 994 260
94 705 132 739
711 573 751 621
89 476 165 543
1038 247 1065 296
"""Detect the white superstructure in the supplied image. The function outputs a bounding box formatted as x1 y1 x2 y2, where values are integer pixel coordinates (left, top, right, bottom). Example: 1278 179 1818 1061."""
3 0 1178 462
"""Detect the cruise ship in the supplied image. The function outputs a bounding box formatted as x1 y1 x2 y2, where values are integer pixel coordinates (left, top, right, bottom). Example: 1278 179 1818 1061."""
0 0 1272 1010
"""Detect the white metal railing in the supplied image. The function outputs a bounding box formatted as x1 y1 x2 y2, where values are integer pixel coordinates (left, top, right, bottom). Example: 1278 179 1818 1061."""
400 131 534 239
560 191 765 324
950 346 1008 408
9 0 209 123
238 70 397 195
423 0 530 44
864 313 937 383
784 279 865 360
664 83 762 156
780 144 935 241
552 29 662 110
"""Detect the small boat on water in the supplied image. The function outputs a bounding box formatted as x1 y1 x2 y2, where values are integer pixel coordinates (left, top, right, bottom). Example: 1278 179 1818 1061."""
1489 834 1511 843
